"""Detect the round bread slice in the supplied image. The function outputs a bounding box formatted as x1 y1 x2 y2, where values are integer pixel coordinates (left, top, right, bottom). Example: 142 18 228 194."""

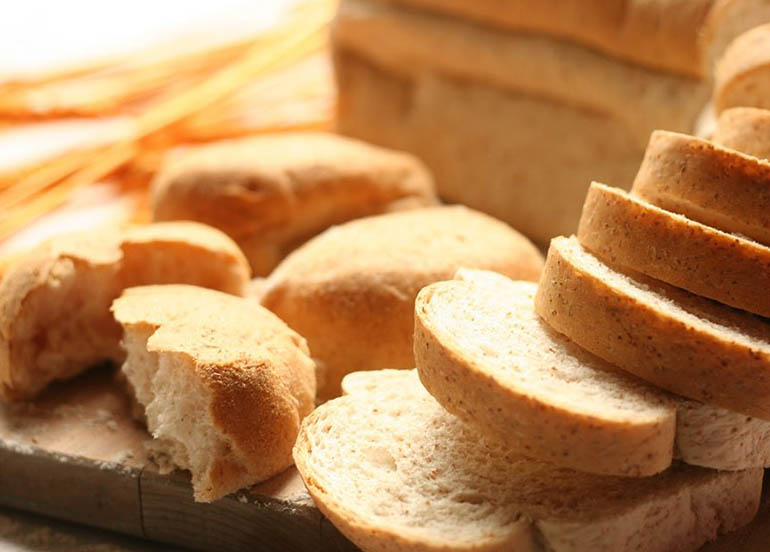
0 222 250 400
577 182 770 317
260 205 544 400
535 236 770 420
417 268 770 473
712 107 770 160
294 369 762 552
151 131 437 276
632 130 770 245
415 269 675 477
112 284 315 503
714 23 770 113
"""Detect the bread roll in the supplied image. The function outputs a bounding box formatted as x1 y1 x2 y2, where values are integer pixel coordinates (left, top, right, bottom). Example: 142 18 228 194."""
151 132 436 275
261 205 543 399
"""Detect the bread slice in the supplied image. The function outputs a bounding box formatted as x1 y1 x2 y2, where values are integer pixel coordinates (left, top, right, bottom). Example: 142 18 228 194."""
0 222 250 400
578 182 770 317
535 236 770 420
712 107 770 160
715 23 770 113
294 369 762 552
112 284 315 502
632 130 770 246
260 205 543 399
415 269 675 477
416 268 770 473
151 131 436 276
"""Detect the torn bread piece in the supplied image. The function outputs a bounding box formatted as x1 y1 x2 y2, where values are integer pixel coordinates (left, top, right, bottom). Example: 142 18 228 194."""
151 132 436 276
295 369 762 552
0 222 249 400
260 205 543 399
112 284 315 502
416 269 770 474
535 236 770 420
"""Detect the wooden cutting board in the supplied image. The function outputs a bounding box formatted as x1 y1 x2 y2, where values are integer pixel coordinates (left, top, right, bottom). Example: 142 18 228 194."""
0 366 767 552
0 366 358 552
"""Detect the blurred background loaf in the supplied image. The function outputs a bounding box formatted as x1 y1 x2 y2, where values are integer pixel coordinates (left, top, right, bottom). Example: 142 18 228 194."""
333 0 770 245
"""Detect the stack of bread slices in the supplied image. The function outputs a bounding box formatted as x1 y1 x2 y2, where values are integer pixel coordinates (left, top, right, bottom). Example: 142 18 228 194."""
293 124 770 551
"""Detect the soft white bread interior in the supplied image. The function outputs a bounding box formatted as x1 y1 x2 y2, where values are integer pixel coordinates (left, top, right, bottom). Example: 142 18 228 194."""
151 131 437 276
416 268 770 473
294 369 762 552
0 222 250 401
632 130 770 246
535 236 770 420
112 284 315 502
261 205 543 400
415 269 676 477
712 106 770 160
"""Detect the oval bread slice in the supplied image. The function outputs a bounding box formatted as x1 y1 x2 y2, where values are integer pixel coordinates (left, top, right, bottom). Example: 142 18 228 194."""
294 369 762 552
261 205 544 399
416 268 770 473
632 130 770 245
714 23 770 113
578 182 770 317
712 107 770 160
112 284 315 502
415 270 675 477
0 222 250 400
151 131 437 276
535 236 770 420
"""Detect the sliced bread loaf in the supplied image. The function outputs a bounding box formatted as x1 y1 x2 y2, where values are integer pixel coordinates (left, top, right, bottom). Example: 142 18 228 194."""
151 131 436 276
577 182 770 317
632 130 770 245
112 284 315 502
260 205 543 399
416 268 770 473
535 236 770 420
0 222 250 400
712 106 770 160
294 369 762 552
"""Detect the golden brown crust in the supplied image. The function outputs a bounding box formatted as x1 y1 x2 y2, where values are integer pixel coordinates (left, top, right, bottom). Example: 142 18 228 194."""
714 23 770 113
151 132 436 276
386 0 712 77
334 0 708 147
712 106 770 159
261 206 543 399
535 237 770 420
113 285 315 499
334 49 644 247
578 182 770 317
632 130 770 246
0 222 250 400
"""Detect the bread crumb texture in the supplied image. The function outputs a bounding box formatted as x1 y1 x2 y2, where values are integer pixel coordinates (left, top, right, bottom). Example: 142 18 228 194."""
295 370 761 552
112 284 316 502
